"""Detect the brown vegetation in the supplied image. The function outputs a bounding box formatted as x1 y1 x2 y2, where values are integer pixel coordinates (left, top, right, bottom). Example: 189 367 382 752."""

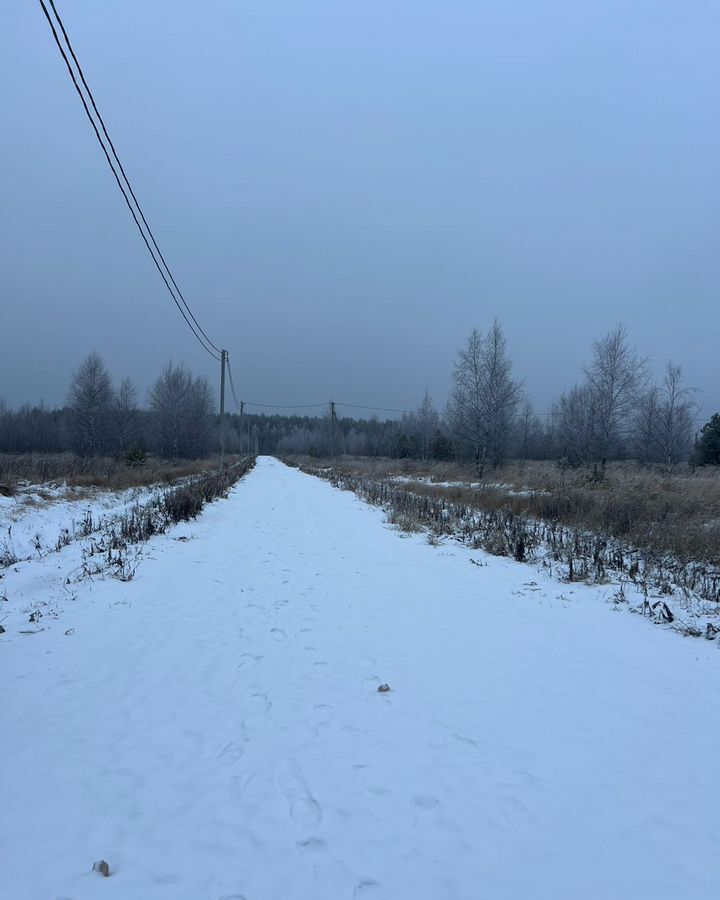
0 453 245 492
286 455 720 568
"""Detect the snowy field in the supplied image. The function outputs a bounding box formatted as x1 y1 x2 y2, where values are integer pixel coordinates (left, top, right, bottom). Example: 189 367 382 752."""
0 481 151 563
2 457 718 900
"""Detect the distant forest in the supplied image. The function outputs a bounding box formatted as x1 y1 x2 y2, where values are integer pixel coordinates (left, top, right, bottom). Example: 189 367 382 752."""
1 322 719 471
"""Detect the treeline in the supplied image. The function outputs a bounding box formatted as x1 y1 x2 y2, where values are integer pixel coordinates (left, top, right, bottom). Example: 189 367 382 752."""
248 321 720 473
1 326 719 471
0 353 217 460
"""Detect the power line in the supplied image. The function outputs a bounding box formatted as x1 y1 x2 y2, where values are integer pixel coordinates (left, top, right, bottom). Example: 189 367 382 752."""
38 0 221 361
337 402 413 415
212 393 715 423
46 0 221 358
243 401 328 410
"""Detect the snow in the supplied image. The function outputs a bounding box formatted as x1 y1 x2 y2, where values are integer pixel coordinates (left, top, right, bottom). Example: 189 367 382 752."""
2 457 718 900
0 482 153 563
389 474 549 496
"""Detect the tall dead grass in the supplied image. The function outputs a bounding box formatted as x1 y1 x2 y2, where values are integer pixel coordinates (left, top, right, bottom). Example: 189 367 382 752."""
0 453 244 492
286 455 720 566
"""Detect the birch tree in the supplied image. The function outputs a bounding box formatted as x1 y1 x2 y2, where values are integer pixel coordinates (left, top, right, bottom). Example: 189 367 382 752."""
556 384 596 466
111 377 138 455
448 321 521 475
67 352 113 456
654 363 697 473
583 324 647 471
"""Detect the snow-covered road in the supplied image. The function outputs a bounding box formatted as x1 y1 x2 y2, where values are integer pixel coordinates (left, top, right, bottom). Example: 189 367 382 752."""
3 457 718 900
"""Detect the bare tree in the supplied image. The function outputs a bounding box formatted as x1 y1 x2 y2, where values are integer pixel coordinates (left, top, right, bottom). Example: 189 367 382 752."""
408 390 439 460
149 362 215 459
184 375 215 458
479 320 522 470
67 352 113 456
583 324 647 471
111 377 138 455
556 384 596 466
149 362 191 459
632 385 659 468
516 400 542 467
655 363 697 473
448 321 521 475
447 328 486 472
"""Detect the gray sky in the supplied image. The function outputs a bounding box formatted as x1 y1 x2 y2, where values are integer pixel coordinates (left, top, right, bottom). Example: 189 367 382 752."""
2 0 718 420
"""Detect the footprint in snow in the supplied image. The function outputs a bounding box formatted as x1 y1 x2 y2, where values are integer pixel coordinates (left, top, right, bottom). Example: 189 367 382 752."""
270 628 286 641
250 692 272 713
276 765 322 828
412 794 440 811
237 653 262 671
295 836 327 856
453 733 478 747
311 704 334 725
366 786 388 797
216 740 248 766
354 879 383 897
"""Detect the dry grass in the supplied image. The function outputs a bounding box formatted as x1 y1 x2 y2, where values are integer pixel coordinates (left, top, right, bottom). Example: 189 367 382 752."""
0 453 244 492
286 455 720 566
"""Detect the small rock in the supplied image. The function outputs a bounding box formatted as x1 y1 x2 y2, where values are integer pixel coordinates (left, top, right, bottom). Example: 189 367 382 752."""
377 683 391 693
92 860 110 877
706 623 719 640
0 625 5 634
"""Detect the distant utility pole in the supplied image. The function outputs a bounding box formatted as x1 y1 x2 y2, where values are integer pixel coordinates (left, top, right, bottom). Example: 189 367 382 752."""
239 400 245 456
330 400 336 460
219 349 227 468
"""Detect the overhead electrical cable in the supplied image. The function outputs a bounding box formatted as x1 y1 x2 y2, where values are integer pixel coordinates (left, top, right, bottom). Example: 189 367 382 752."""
336 402 413 414
38 0 221 361
243 402 328 410
45 0 222 358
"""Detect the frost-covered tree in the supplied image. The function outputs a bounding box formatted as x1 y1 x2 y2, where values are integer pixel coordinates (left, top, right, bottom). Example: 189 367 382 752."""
654 364 697 472
416 390 440 461
515 400 543 465
555 384 596 466
67 352 113 456
448 321 521 475
149 361 215 459
583 324 647 471
111 376 138 455
633 385 659 467
632 364 696 471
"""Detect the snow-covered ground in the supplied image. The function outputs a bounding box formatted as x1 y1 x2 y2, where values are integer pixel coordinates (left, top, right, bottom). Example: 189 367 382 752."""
0 481 152 563
2 457 718 900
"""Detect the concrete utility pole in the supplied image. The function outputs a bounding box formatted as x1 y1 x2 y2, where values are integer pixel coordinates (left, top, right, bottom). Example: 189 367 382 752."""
239 400 245 456
219 349 227 469
330 400 336 460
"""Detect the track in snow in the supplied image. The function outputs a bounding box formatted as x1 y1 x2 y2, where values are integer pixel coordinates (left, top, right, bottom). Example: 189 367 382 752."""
2 456 718 900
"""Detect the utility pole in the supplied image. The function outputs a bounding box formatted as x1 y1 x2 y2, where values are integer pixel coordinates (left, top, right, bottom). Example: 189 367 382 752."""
219 349 227 469
330 400 336 460
239 400 245 456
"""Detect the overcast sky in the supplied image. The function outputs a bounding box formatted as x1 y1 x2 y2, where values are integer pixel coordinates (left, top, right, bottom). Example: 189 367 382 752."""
2 0 718 421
